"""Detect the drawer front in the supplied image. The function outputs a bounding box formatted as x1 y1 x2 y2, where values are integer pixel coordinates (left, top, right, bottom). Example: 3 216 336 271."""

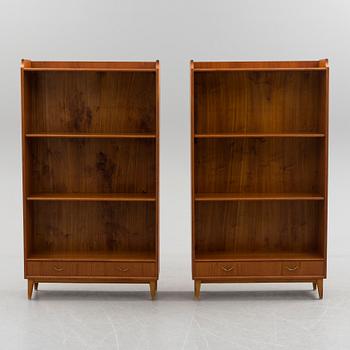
195 260 325 278
195 262 240 277
282 261 324 276
239 262 282 276
27 261 156 278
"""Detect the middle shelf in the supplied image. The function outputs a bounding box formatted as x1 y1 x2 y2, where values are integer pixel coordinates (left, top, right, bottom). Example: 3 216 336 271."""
194 193 324 201
27 193 156 202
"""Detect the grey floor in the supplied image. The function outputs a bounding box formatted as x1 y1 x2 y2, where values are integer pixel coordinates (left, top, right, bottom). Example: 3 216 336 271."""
0 255 349 350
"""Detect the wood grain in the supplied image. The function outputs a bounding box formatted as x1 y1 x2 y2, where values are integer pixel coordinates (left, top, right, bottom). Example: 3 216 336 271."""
26 71 156 133
195 138 324 194
194 71 324 133
195 201 323 258
27 261 156 277
28 138 155 194
28 201 156 258
22 61 159 297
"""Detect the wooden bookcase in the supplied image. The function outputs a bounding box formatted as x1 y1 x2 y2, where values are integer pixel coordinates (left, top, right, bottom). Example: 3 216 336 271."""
21 60 159 299
191 60 329 299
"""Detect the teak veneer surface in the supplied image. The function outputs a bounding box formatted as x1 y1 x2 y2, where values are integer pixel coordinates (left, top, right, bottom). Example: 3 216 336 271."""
22 60 159 299
27 138 155 194
194 71 324 133
191 60 328 299
195 138 324 194
26 71 156 133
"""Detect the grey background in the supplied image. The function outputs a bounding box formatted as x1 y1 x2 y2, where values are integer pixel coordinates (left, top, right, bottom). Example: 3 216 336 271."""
1 1 350 349
0 0 348 278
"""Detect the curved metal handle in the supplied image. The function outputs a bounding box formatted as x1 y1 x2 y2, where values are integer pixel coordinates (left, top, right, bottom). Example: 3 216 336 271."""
118 266 129 272
286 265 298 271
53 265 64 272
221 265 234 272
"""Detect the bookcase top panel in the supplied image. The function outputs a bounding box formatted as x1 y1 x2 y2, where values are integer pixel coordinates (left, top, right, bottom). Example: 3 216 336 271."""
192 59 328 71
22 60 158 71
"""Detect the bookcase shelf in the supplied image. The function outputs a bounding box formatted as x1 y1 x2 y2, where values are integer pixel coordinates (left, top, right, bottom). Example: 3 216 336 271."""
26 133 156 138
194 193 324 201
22 60 159 299
191 60 328 299
194 133 325 138
27 193 156 201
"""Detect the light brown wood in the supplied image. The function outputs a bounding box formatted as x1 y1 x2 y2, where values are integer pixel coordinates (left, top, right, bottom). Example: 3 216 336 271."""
149 281 157 299
194 280 201 299
191 60 329 298
195 261 325 278
195 193 324 201
27 280 34 299
26 133 156 138
27 261 156 277
27 193 156 202
195 133 325 138
316 279 324 299
25 61 156 71
22 60 159 297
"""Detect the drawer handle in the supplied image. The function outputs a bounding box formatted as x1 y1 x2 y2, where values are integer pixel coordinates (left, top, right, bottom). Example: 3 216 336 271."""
53 265 64 272
118 267 129 272
221 265 234 272
286 265 298 271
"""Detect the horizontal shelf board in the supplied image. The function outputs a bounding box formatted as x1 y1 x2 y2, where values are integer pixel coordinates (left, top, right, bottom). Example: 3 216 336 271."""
194 133 325 138
194 68 327 72
23 61 157 71
192 60 328 71
195 252 324 262
26 133 156 139
195 193 325 201
27 251 156 262
23 68 156 72
27 193 156 201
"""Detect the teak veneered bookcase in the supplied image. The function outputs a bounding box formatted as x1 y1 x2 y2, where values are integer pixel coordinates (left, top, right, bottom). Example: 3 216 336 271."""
21 60 159 299
191 60 329 299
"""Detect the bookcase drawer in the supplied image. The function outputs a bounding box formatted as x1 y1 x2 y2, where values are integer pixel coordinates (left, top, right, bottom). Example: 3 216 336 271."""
195 261 325 278
282 261 324 276
238 262 282 276
27 261 156 278
195 262 240 276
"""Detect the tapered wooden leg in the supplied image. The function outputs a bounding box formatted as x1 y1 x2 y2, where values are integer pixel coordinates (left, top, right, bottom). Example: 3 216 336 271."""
27 280 34 300
149 281 157 300
194 280 201 299
316 279 323 299
34 282 39 291
312 282 317 290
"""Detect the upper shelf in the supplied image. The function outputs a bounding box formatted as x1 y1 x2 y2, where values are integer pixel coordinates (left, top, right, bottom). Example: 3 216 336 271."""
22 60 158 72
194 133 325 138
192 59 329 71
26 133 157 139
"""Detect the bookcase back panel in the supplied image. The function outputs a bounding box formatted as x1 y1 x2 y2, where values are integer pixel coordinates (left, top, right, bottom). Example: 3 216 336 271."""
194 71 324 133
26 71 156 133
28 139 155 194
195 201 323 256
195 138 324 194
29 201 156 256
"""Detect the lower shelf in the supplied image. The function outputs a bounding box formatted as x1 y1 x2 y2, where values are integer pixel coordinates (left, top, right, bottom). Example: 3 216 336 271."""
27 251 156 262
195 252 324 261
